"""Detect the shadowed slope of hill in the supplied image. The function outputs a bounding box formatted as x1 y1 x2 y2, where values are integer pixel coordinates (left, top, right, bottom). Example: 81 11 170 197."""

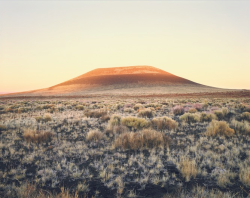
50 66 198 89
0 66 236 97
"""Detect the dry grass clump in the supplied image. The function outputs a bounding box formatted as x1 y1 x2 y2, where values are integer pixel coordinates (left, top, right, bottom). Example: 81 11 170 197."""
206 120 235 137
0 124 7 132
17 107 27 113
214 107 228 120
86 130 103 142
113 125 128 135
16 182 79 198
180 113 200 124
35 116 43 123
241 112 250 122
151 117 178 131
192 103 203 111
163 186 241 198
109 115 121 127
114 129 171 150
239 166 250 187
231 119 250 135
85 110 107 118
188 108 197 113
100 114 110 122
121 116 149 131
42 104 55 109
75 105 84 110
124 107 134 113
23 129 54 144
179 157 197 182
43 113 52 122
200 112 216 122
35 114 52 123
216 170 236 188
134 103 143 111
138 108 154 118
173 105 184 115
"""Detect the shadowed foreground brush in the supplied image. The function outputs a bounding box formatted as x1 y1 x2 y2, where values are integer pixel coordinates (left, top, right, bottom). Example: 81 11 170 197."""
179 157 197 182
15 182 79 198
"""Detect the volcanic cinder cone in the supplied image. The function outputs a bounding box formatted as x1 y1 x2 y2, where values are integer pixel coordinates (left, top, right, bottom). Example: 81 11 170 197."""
1 66 229 97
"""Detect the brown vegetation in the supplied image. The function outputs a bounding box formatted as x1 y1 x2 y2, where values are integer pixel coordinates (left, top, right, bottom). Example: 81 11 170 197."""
151 117 178 131
206 120 235 137
23 129 54 144
114 129 171 150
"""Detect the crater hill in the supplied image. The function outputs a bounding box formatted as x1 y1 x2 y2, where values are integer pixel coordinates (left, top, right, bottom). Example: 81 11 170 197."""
1 66 233 97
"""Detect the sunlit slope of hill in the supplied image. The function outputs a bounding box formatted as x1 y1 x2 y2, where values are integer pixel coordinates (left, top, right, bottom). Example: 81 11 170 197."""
1 66 233 96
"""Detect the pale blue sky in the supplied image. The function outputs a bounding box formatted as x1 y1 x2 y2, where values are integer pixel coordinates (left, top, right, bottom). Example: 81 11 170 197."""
0 1 250 92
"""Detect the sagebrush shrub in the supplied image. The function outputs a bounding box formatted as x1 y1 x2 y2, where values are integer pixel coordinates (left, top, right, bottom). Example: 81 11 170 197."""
151 117 178 131
134 104 143 111
43 114 52 122
121 117 149 131
85 110 107 118
241 112 250 122
76 105 84 110
86 130 103 142
0 124 7 132
109 115 121 127
35 116 43 123
239 167 250 187
231 119 250 135
113 125 128 135
188 108 197 113
100 114 110 122
200 112 216 122
214 110 224 120
114 129 171 150
173 105 184 115
138 108 154 118
206 120 234 137
23 129 54 144
193 103 203 111
180 113 200 124
180 157 197 182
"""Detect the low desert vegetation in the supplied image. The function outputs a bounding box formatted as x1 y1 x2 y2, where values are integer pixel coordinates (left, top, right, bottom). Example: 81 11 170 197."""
86 130 103 142
179 157 197 182
151 116 178 131
206 120 235 137
173 105 184 115
84 109 107 118
241 112 250 122
231 119 250 135
200 112 216 122
0 97 250 198
121 116 150 131
138 108 154 118
114 129 171 150
23 129 54 144
180 113 200 124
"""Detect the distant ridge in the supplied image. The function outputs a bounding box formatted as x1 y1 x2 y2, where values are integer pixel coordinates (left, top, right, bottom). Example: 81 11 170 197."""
0 65 237 97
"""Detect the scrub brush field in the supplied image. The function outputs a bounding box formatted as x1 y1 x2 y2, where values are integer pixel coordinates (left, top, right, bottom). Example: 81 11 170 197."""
0 97 250 198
